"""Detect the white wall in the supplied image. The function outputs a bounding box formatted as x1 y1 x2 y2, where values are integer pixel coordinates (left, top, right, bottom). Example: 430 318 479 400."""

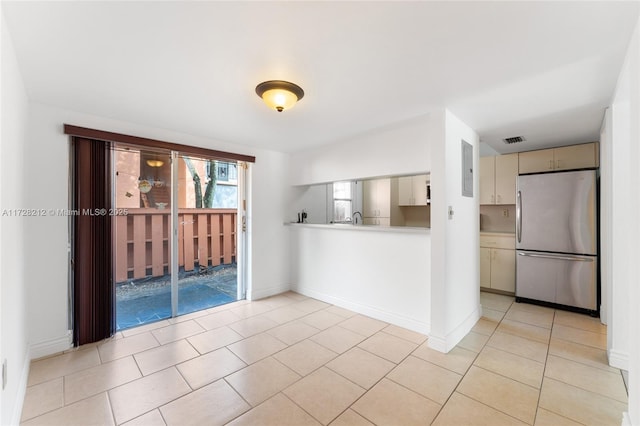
628 19 640 424
606 26 633 373
428 109 481 353
628 23 640 422
611 64 633 368
289 115 433 185
291 226 431 333
606 17 640 426
0 12 30 425
598 110 611 327
245 148 291 300
24 102 292 355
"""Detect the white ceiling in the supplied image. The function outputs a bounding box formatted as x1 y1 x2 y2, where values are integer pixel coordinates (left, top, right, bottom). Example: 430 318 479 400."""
3 1 639 155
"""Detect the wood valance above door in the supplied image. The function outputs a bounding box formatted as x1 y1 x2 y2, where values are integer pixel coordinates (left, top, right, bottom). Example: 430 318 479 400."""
64 124 256 163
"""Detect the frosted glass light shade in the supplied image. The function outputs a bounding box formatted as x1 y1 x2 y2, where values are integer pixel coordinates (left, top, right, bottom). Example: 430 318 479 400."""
261 88 299 112
146 159 164 167
255 80 304 112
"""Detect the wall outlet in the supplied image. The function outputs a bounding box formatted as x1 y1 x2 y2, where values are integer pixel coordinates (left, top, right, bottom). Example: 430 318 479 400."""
502 209 509 217
2 359 7 390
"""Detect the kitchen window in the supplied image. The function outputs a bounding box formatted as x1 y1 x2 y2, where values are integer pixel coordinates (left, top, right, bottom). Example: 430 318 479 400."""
332 181 352 222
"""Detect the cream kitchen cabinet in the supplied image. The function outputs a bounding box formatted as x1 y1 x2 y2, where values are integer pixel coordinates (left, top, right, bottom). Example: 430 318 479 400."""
479 154 518 205
479 157 495 205
518 142 598 174
480 233 516 293
363 178 390 219
398 174 429 206
363 217 391 226
364 178 403 226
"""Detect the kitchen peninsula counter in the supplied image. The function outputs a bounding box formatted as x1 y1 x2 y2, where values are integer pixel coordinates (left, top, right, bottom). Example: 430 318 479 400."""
286 222 430 234
288 221 431 334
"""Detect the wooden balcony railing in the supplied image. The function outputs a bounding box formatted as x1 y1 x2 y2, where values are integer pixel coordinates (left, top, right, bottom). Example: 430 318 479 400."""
114 208 237 282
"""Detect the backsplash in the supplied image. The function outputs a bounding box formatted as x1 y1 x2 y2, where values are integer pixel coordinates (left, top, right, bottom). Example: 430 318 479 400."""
480 205 516 233
401 205 430 228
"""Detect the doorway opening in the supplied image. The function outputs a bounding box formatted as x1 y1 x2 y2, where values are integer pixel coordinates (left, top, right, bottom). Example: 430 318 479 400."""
112 144 245 330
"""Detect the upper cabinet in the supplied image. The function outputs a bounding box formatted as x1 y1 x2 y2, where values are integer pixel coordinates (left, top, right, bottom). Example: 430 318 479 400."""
364 178 408 226
479 157 495 205
481 143 599 206
495 155 519 204
518 142 599 174
363 178 390 219
480 154 518 205
398 174 429 206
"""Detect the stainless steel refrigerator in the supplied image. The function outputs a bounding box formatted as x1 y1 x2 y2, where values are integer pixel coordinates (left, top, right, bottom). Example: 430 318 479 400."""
515 170 598 313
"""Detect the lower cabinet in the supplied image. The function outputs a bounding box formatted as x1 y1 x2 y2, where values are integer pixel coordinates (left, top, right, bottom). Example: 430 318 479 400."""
480 233 515 293
363 217 390 226
480 248 492 287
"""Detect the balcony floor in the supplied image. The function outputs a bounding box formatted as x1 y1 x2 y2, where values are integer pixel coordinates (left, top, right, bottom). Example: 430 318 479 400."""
116 264 237 331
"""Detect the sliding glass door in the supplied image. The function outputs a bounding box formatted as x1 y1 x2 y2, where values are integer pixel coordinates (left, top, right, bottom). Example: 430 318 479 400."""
112 145 242 330
174 155 240 316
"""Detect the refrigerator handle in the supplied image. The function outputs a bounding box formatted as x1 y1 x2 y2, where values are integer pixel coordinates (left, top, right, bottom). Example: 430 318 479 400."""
517 252 594 262
516 190 522 243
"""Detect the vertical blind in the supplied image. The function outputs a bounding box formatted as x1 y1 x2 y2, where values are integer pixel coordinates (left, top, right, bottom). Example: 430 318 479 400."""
72 137 114 345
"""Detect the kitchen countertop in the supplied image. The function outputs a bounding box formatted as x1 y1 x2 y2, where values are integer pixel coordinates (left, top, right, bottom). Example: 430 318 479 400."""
286 222 430 234
480 230 515 236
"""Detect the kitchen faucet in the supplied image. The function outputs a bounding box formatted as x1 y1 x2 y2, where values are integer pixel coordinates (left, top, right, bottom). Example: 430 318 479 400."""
352 211 363 225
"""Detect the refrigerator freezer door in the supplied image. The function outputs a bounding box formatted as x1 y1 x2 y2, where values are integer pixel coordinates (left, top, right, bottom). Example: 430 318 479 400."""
516 251 597 310
516 170 597 255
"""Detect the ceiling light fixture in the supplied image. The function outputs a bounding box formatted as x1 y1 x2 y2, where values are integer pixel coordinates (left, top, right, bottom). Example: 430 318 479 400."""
146 159 164 167
255 80 304 112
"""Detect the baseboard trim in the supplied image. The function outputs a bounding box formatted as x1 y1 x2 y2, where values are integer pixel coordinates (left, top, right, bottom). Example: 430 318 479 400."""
428 304 482 353
249 283 291 301
294 286 430 335
10 347 31 426
608 348 629 371
30 332 73 360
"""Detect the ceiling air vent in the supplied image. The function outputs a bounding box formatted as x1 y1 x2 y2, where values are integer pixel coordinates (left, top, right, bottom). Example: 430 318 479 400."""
503 136 526 144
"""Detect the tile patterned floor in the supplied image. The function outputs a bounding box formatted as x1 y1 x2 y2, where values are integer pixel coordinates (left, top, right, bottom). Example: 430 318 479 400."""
21 291 627 425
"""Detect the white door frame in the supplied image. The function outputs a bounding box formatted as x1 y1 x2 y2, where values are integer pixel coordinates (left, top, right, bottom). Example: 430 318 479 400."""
236 161 249 300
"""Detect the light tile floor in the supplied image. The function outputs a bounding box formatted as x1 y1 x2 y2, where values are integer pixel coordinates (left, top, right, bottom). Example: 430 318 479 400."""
21 291 627 425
